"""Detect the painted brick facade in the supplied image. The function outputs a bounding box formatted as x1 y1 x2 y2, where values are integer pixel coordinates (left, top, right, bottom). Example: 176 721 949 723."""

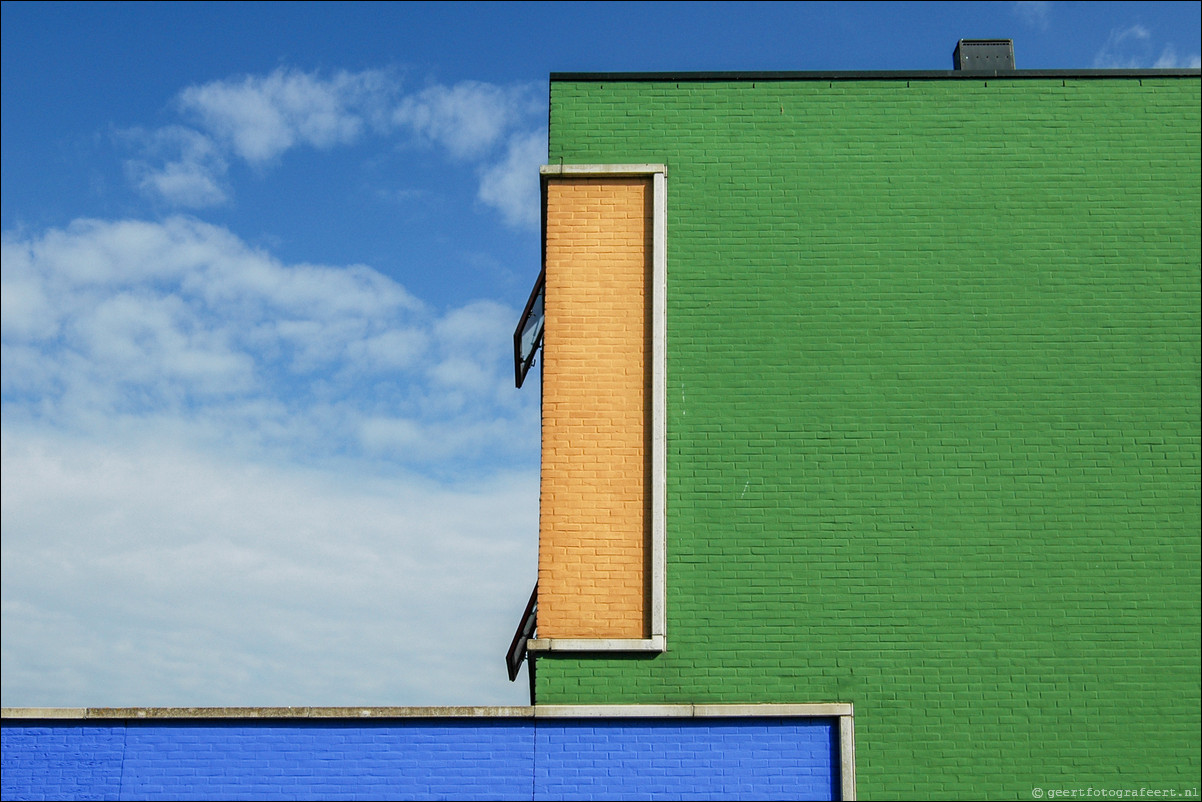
540 177 651 639
2 719 533 801
534 717 837 800
1 712 839 801
534 75 1202 799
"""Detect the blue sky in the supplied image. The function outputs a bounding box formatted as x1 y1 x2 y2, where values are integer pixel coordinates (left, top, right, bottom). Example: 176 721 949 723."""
3 2 1199 708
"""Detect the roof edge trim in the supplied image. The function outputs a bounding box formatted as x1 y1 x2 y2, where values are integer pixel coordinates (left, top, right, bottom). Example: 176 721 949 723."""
551 68 1201 82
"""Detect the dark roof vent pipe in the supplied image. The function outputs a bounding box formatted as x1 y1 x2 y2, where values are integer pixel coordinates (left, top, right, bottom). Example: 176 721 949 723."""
954 39 1016 71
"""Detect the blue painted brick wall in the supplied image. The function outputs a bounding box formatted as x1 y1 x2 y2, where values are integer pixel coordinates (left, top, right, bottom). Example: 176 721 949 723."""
1 716 838 801
1 724 126 800
2 719 534 802
534 718 838 801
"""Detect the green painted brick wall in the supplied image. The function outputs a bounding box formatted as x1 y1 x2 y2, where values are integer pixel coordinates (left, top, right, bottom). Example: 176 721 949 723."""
537 77 1201 799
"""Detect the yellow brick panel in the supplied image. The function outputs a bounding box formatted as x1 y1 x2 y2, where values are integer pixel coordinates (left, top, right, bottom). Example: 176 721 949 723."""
539 178 651 639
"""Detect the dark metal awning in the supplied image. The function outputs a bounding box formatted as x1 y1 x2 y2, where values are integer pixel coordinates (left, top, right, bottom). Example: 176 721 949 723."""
506 584 538 682
513 269 544 388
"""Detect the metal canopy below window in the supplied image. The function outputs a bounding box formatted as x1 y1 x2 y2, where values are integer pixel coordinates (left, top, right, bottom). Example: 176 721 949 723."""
506 583 538 682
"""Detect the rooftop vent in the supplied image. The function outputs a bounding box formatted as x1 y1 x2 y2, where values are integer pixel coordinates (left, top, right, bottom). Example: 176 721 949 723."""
954 39 1015 71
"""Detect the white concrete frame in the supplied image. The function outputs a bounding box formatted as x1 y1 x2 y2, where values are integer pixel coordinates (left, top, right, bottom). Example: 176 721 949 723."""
529 164 668 654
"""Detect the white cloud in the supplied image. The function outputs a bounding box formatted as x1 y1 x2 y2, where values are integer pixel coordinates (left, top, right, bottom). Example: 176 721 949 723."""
179 67 393 164
358 415 522 467
1 216 533 460
1 214 540 706
1094 26 1201 70
124 126 230 208
1013 1 1050 31
345 328 431 373
0 426 537 706
393 81 542 160
73 291 255 397
419 300 528 420
478 129 547 229
122 69 545 228
433 299 513 349
0 252 58 341
1153 44 1202 69
1092 24 1171 69
3 217 421 415
392 81 545 228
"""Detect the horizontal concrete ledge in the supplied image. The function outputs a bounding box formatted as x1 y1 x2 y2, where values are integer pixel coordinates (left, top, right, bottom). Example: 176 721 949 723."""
536 704 853 719
527 635 666 653
540 163 667 177
0 706 532 720
3 703 851 721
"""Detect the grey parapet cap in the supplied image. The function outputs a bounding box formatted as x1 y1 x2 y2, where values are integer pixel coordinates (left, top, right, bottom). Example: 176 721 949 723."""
0 706 532 720
2 703 852 720
551 68 1201 82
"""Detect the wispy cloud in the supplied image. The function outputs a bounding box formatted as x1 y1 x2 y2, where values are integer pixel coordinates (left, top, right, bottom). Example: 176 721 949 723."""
391 81 546 229
477 128 548 230
1 215 539 705
1 216 534 467
1153 44 1202 69
179 67 394 164
125 69 546 228
6 63 548 708
393 81 542 160
1093 24 1200 69
1012 1 1050 32
124 126 229 208
1094 24 1152 68
1 426 536 706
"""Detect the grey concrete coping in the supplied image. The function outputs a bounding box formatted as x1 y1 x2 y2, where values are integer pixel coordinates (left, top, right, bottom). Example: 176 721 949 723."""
2 703 851 721
0 706 530 720
526 636 666 653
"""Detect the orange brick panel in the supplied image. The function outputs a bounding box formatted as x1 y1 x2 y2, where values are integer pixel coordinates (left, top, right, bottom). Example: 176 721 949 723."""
539 177 651 639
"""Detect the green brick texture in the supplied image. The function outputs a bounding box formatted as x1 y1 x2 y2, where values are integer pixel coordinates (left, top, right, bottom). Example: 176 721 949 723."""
538 77 1201 800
